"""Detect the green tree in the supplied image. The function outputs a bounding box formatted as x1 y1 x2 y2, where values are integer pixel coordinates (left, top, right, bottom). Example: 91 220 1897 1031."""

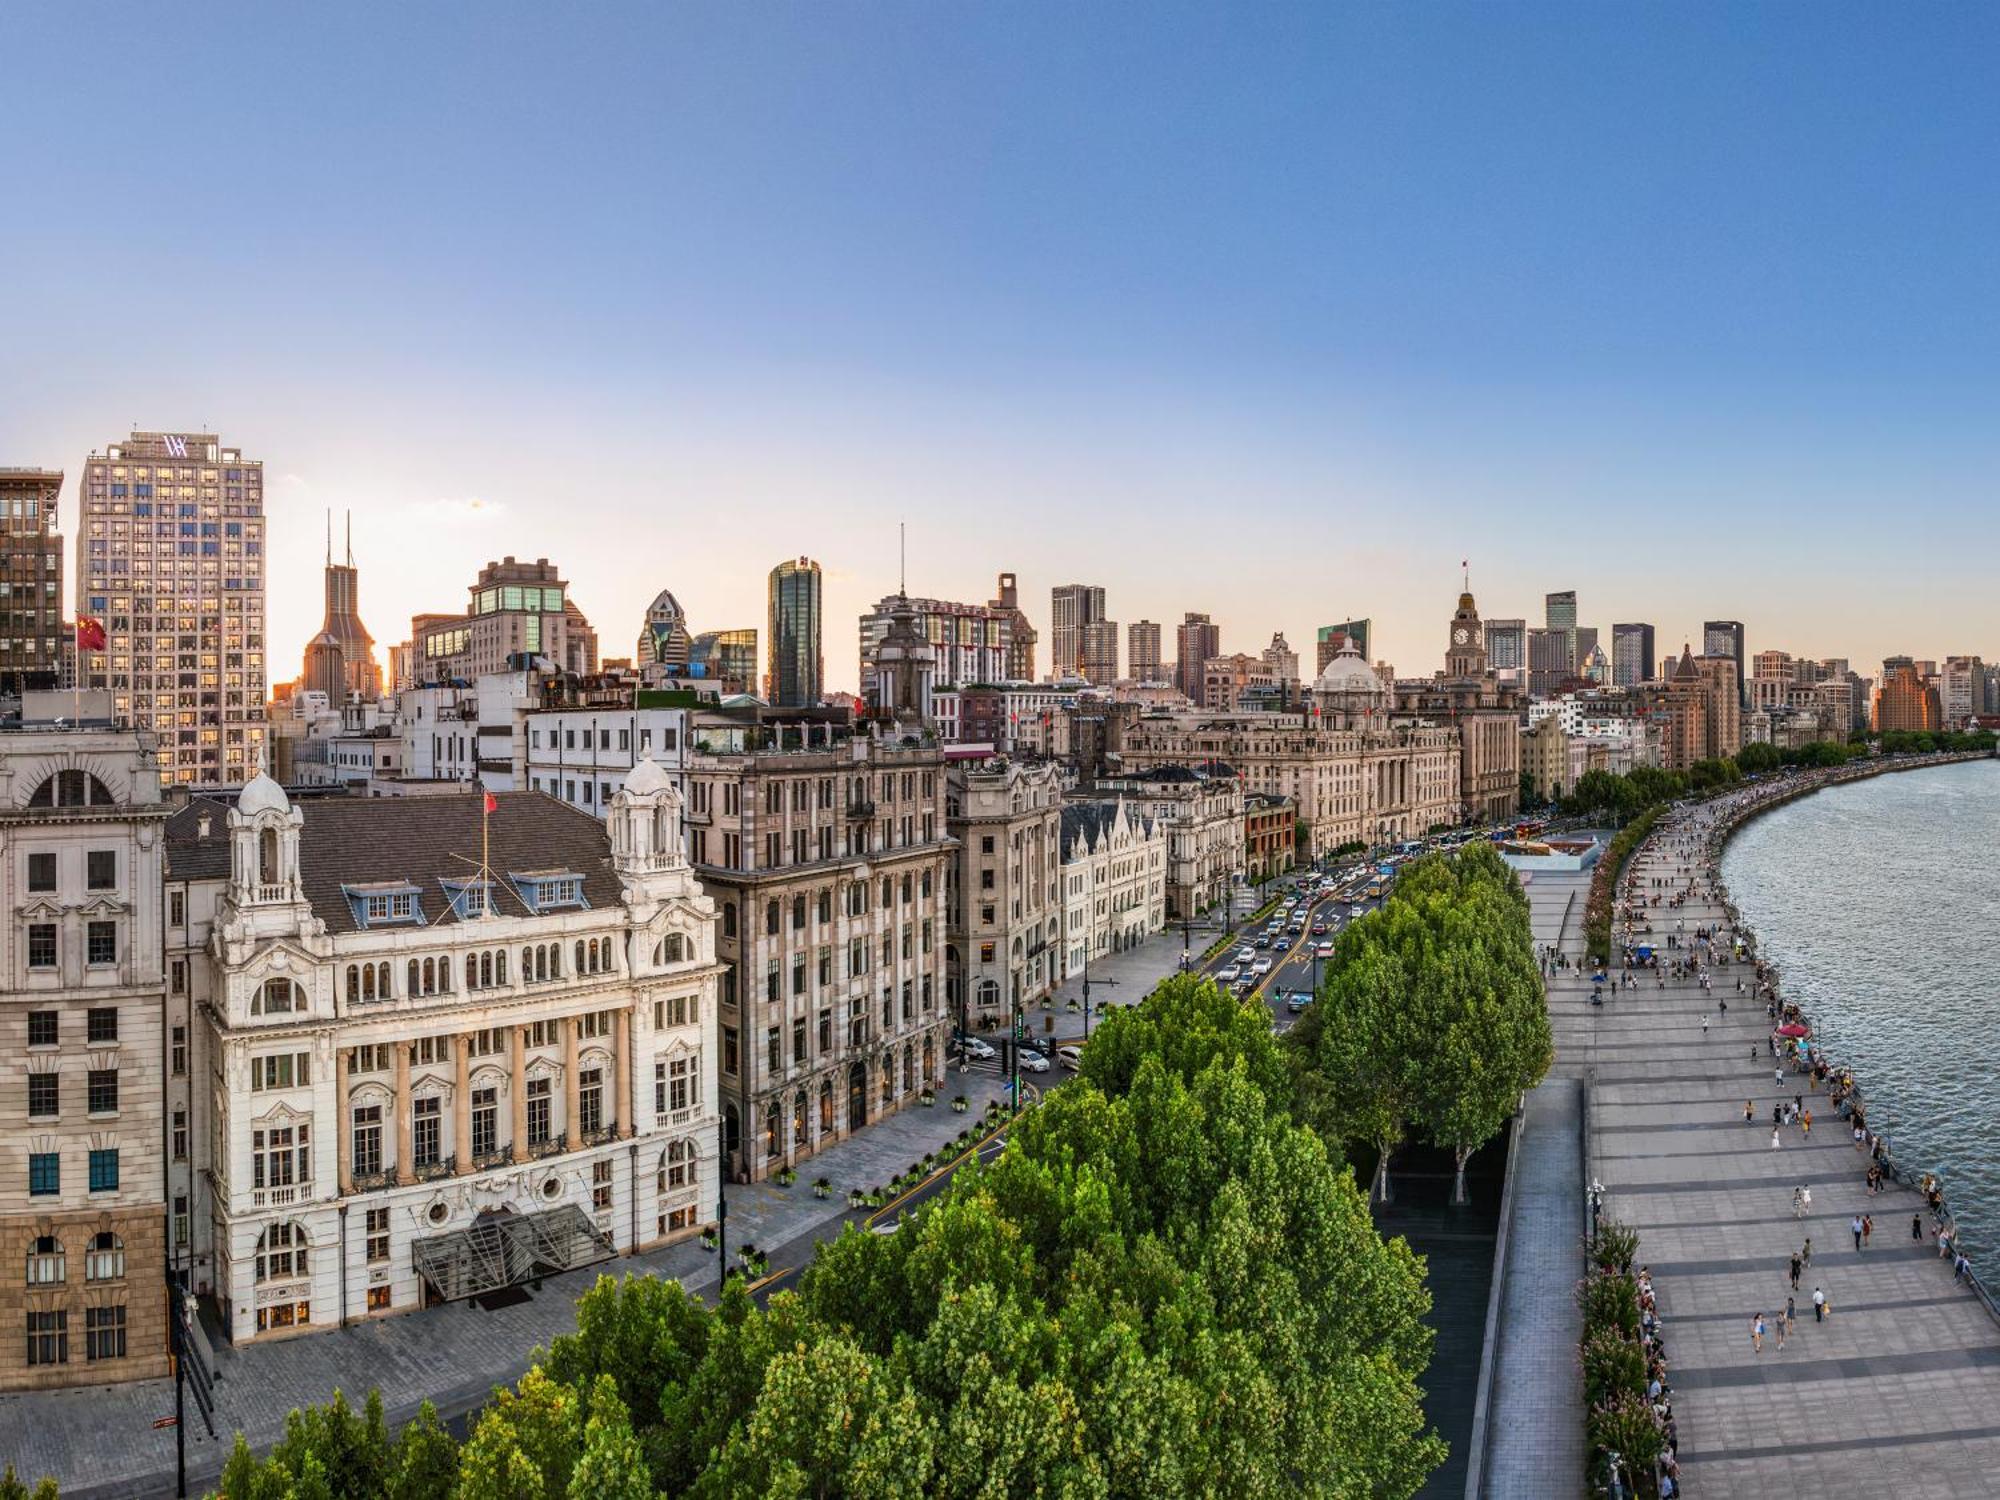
0 1468 62 1500
457 1368 584 1500
1735 740 1781 774
388 1401 460 1500
567 1376 652 1500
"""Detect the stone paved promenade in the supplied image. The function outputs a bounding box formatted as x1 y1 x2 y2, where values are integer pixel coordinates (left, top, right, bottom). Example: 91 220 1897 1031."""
1566 791 2000 1497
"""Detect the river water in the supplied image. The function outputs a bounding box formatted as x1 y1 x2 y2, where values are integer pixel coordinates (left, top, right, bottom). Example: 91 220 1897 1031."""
1721 758 2000 1254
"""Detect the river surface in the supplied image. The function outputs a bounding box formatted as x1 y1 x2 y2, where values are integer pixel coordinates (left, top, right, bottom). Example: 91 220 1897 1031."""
1722 759 2000 1253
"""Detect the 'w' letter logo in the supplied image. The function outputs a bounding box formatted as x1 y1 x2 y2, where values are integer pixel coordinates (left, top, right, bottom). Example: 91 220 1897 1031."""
162 435 188 458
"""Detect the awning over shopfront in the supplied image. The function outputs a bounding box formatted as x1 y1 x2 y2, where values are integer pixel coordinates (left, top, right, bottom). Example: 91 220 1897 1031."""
412 1205 616 1302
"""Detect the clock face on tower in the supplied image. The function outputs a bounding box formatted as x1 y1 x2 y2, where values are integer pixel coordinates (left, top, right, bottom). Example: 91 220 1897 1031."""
1453 628 1470 645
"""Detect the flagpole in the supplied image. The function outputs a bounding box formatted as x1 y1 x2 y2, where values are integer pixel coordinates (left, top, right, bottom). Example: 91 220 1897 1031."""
481 788 490 917
72 619 79 724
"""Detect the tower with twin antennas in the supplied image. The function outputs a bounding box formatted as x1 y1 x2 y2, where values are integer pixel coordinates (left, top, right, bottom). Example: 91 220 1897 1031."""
300 509 382 706
860 523 938 726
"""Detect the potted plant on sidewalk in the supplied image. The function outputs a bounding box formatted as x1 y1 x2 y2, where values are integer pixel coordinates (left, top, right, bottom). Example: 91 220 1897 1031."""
812 1176 831 1199
699 1226 717 1252
774 1166 797 1187
920 1088 936 1106
952 1093 969 1113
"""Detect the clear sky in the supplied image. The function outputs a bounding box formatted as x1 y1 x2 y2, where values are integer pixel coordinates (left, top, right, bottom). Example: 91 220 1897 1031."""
4 1 1995 689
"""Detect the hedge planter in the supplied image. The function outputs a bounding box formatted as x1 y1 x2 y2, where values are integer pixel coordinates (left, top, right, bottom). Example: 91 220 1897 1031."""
847 1189 865 1209
775 1167 797 1187
920 1091 936 1107
699 1228 717 1252
952 1096 969 1113
813 1178 831 1199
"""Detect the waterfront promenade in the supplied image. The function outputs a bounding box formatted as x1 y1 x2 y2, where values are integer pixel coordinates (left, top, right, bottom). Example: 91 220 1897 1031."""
1568 778 2000 1496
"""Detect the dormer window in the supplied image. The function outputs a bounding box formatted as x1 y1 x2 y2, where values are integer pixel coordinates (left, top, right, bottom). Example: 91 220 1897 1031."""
343 883 424 929
442 880 496 921
511 872 587 914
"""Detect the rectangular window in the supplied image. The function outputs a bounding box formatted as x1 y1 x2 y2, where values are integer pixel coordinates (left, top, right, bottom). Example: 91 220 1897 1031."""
88 1068 119 1114
26 1011 56 1047
88 1148 119 1192
527 1078 552 1146
592 1157 613 1212
578 1068 603 1137
722 1027 738 1076
87 1007 118 1044
766 1026 781 1074
352 1105 383 1177
87 922 117 965
818 1008 832 1052
174 1195 189 1249
172 1107 189 1160
28 1152 59 1196
27 924 56 969
412 1097 441 1168
87 849 117 890
27 852 55 892
366 1207 390 1262
26 1309 67 1367
27 1071 59 1117
472 1088 498 1158
171 1024 187 1075
85 1306 127 1362
170 889 185 926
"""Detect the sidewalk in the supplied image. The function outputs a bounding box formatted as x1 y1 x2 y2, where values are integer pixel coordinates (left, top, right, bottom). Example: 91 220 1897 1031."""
0 1070 1011 1500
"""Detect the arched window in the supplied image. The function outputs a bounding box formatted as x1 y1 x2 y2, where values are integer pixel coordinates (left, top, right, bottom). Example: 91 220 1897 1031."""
722 902 737 938
659 1138 693 1191
25 1235 63 1287
256 979 297 1016
534 946 547 982
30 770 114 807
346 966 360 1004
479 951 493 989
465 954 478 991
522 946 534 982
816 889 831 924
438 957 452 993
818 1077 834 1134
376 963 392 998
361 965 375 1002
921 869 933 899
576 939 588 975
793 1089 808 1147
880 1052 894 1106
408 959 421 997
922 1036 935 1084
599 938 613 971
764 1104 781 1159
658 932 685 965
902 1043 914 1094
85 1231 124 1282
765 900 780 936
495 950 507 985
255 1222 308 1282
259 827 279 885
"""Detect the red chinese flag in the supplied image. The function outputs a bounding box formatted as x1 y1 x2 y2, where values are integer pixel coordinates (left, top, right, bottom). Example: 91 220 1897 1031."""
76 616 106 651
483 791 498 815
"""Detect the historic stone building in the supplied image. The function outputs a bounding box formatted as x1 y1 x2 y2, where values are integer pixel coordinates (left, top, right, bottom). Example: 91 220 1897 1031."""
167 768 719 1342
1058 799 1166 984
1092 764 1244 919
945 758 1064 1029
682 714 952 1182
0 726 170 1389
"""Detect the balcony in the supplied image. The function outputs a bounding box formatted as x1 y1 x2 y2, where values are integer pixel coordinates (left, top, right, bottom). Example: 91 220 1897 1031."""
351 1169 392 1193
847 800 877 819
414 1156 457 1183
656 1107 697 1129
250 1185 300 1209
529 1133 569 1161
471 1147 513 1172
581 1126 618 1148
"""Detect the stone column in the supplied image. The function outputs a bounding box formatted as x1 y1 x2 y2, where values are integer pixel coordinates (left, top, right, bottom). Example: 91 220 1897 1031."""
454 1035 472 1175
334 1045 353 1194
511 1024 529 1159
614 1007 634 1139
393 1041 413 1186
562 1017 580 1144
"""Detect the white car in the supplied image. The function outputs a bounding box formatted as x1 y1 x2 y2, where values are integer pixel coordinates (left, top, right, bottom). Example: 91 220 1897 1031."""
1315 940 1334 958
1217 964 1241 984
960 1037 996 1061
1235 947 1256 965
1017 1048 1051 1073
1251 957 1274 976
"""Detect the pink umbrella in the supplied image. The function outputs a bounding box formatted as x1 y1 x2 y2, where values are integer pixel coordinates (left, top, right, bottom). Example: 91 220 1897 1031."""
1774 1023 1810 1038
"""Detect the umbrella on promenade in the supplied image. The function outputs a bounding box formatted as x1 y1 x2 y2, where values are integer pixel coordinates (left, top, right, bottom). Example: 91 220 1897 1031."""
1775 1023 1810 1038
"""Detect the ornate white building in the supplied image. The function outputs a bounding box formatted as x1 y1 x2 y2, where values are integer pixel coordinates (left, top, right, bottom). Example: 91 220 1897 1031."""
945 758 1065 1029
1058 800 1166 981
168 761 720 1341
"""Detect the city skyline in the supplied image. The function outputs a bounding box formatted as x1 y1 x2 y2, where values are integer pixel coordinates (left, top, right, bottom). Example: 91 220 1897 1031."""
7 4 2000 692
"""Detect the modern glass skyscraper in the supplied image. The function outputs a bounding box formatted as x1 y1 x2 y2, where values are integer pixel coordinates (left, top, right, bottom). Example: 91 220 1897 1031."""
1611 622 1656 686
0 468 63 695
1484 619 1526 671
77 431 266 785
1049 583 1106 679
1703 620 1746 707
767 557 823 707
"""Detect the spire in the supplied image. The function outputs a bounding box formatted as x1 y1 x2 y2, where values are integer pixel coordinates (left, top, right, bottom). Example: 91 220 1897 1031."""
345 509 353 566
325 509 332 566
899 520 907 597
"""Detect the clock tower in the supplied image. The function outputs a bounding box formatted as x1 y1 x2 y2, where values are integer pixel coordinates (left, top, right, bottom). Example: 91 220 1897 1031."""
1446 582 1487 677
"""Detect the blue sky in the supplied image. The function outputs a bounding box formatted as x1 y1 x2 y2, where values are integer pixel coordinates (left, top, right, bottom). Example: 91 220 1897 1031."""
3 2 1995 686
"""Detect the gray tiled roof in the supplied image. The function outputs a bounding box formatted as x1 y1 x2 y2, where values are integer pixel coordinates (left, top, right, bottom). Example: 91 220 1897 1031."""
168 791 619 934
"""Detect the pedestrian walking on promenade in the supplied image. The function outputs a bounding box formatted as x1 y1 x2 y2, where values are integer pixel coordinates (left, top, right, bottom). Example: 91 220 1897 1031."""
1914 1213 1924 1241
1752 1313 1765 1352
1803 1236 1813 1267
1776 1307 1788 1349
1787 1294 1796 1329
1802 1186 1811 1215
1745 1100 1755 1125
1863 1214 1873 1247
1775 1066 1785 1087
1852 1214 1864 1251
1789 1252 1802 1289
1802 1108 1812 1138
1702 1014 1709 1036
1772 1128 1783 1151
1813 1287 1826 1322
1791 1187 1804 1220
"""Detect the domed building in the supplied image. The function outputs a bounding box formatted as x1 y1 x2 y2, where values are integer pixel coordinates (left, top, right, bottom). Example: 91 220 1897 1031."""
1311 636 1389 728
635 589 692 672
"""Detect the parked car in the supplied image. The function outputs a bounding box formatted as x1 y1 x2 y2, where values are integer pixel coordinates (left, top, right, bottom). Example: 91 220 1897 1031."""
961 1037 996 1061
1017 1048 1051 1073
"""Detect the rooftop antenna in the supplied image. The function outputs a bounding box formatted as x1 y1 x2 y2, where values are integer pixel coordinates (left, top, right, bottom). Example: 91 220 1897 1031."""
325 510 332 567
899 521 907 597
345 509 353 567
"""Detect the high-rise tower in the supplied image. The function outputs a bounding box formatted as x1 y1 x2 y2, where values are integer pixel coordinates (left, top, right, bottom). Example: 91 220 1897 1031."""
77 431 266 785
300 512 380 706
767 557 823 707
0 468 63 695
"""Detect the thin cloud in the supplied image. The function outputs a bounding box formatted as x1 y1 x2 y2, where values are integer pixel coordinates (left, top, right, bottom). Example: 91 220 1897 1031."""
413 496 507 522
